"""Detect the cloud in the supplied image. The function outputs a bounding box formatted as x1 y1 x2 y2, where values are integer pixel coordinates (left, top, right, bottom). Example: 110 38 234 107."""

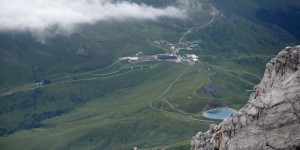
0 0 186 36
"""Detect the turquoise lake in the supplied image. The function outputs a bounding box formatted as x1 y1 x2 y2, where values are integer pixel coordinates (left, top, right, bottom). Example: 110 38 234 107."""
203 107 238 120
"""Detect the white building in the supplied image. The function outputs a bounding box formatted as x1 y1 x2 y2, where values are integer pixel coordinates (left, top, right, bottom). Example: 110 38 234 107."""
119 57 138 62
171 46 176 50
35 82 43 87
186 54 199 63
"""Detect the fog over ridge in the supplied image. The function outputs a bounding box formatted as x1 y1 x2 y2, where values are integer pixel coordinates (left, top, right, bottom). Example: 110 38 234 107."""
0 0 187 37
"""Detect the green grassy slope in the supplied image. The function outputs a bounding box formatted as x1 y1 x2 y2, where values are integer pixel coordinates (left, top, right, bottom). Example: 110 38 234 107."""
0 63 214 149
0 0 299 149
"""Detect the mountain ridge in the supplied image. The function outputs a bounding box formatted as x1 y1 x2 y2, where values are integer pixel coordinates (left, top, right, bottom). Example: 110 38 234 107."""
191 45 300 150
1 1 300 149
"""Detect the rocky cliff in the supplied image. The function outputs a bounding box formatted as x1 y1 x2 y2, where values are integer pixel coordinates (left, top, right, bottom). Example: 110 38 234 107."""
191 46 300 150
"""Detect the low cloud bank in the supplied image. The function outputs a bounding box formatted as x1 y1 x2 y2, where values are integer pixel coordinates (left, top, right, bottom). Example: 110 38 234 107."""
0 0 186 36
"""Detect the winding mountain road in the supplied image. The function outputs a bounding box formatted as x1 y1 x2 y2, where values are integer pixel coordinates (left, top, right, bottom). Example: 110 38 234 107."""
161 99 215 122
148 67 190 112
179 6 217 44
148 67 216 123
0 63 163 98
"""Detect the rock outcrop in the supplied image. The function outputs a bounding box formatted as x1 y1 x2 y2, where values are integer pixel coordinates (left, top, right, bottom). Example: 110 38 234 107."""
191 46 300 150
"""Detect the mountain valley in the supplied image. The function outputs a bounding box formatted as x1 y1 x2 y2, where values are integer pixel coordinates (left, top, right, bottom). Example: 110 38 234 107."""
0 0 300 149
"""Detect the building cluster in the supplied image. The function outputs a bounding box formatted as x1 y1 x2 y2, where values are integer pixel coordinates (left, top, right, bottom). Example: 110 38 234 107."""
119 53 180 63
120 39 201 64
184 40 199 50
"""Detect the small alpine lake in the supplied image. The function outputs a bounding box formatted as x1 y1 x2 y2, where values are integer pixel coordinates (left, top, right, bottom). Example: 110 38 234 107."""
203 107 238 120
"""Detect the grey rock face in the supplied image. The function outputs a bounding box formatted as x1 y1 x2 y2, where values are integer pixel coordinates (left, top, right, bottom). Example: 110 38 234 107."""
191 46 300 150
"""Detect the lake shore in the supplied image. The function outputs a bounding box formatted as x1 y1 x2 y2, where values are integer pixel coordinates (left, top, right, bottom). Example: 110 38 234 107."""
202 107 238 120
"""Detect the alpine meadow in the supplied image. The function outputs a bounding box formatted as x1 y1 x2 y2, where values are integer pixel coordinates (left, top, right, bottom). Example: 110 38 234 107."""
0 0 300 149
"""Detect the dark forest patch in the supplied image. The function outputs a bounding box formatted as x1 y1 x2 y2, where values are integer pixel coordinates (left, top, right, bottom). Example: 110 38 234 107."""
256 5 300 39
